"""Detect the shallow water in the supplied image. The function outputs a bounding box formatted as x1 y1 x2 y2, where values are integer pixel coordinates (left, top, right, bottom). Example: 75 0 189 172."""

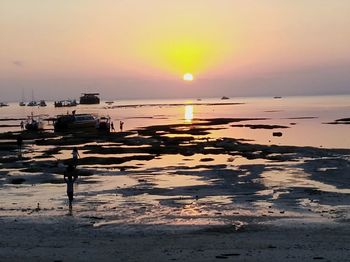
1 95 349 148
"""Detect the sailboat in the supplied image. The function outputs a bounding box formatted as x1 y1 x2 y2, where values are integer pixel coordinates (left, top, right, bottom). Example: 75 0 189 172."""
27 90 37 107
19 88 26 106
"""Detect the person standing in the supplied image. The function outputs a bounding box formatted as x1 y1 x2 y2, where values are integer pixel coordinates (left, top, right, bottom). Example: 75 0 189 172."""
64 165 77 210
71 147 80 168
20 121 24 130
119 121 124 132
110 121 115 132
16 134 23 156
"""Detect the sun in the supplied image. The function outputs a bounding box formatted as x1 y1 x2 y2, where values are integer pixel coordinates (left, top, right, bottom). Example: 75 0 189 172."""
183 73 194 81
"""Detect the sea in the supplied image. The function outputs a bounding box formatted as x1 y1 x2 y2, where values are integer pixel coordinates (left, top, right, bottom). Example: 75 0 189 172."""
0 95 349 148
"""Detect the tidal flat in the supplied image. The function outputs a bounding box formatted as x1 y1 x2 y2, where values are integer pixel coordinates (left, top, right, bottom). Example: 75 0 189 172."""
0 115 350 261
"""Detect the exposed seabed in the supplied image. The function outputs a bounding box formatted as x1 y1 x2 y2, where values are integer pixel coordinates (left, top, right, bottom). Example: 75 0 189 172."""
1 117 350 261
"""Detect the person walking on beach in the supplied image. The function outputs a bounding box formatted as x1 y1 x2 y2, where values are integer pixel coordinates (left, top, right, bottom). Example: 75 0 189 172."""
20 121 24 130
71 147 80 168
64 165 77 210
119 121 124 132
110 121 115 132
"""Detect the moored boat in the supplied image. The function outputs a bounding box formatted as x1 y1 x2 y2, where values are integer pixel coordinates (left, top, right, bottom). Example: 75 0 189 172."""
54 113 98 131
97 116 111 132
54 99 77 107
79 93 100 104
25 114 44 131
27 101 38 107
39 100 47 107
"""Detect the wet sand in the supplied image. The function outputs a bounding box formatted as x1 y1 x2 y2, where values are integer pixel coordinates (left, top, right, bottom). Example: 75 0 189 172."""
1 117 350 261
1 217 349 262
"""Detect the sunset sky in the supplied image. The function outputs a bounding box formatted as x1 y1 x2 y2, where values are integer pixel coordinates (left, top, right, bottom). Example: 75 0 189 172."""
1 0 350 100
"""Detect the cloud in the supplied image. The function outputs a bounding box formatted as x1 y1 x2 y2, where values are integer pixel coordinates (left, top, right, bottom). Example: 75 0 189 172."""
12 60 23 67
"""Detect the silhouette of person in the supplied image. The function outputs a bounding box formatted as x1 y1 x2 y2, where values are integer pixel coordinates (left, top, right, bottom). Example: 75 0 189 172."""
110 121 115 132
120 121 124 132
20 121 24 130
64 165 77 210
72 147 80 168
16 134 23 155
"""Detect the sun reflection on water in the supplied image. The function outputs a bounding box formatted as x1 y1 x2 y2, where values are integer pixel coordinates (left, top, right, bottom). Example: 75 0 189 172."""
184 104 194 123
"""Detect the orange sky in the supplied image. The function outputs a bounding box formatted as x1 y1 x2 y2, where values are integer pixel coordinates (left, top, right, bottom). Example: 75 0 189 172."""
1 1 350 100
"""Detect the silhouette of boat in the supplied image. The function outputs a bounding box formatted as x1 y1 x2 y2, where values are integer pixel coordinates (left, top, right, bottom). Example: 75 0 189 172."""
97 116 111 132
25 114 44 131
54 113 98 131
221 96 230 100
0 102 9 107
79 93 100 104
19 88 26 106
54 100 78 107
27 101 37 107
27 90 37 106
39 100 47 107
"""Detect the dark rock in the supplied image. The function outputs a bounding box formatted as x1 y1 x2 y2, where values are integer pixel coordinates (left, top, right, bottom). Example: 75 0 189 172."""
200 157 214 162
273 132 283 137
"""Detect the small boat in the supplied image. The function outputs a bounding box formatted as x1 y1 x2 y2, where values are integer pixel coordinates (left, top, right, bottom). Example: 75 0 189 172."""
105 101 114 105
54 113 98 131
27 101 38 107
54 99 77 107
19 88 26 106
79 93 100 104
0 102 9 107
27 90 37 106
273 96 282 99
97 117 111 132
25 114 44 131
39 100 47 107
221 96 230 100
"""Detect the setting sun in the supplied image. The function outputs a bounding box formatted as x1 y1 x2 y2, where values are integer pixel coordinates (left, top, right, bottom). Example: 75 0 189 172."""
183 73 194 81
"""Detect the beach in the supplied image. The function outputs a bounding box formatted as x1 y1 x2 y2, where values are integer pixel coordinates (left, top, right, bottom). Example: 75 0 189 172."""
0 96 349 261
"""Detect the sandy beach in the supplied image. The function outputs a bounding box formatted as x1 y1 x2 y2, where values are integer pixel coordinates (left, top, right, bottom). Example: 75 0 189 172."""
1 102 350 261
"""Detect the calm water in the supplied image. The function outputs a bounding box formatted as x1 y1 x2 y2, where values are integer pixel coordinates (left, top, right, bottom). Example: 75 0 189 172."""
1 95 349 148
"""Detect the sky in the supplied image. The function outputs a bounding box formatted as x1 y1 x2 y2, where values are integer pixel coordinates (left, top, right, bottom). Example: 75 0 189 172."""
1 0 350 101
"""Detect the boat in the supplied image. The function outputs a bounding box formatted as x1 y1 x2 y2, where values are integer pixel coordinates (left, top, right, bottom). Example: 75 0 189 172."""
54 99 77 107
19 88 26 106
97 117 111 132
39 100 47 107
79 93 100 104
27 101 38 107
0 102 9 107
27 90 37 106
221 96 230 100
25 114 44 131
54 113 98 131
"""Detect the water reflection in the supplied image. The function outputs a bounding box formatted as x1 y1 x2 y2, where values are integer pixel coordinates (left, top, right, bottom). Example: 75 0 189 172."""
184 105 194 123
